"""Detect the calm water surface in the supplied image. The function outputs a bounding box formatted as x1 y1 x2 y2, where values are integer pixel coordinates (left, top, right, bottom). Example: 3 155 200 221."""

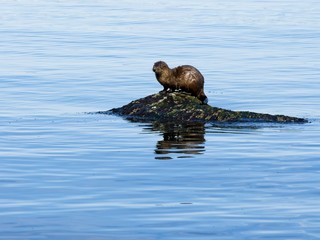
1 1 320 239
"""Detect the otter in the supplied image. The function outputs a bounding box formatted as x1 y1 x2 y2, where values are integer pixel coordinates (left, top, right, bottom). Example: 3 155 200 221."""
152 61 208 104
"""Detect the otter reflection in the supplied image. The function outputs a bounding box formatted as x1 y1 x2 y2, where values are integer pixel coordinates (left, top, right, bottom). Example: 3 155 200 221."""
145 122 206 160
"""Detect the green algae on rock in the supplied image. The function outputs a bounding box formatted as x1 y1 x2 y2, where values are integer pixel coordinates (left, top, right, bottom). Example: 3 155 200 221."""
101 92 307 123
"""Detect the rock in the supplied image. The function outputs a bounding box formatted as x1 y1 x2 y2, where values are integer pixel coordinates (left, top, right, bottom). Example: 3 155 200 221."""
99 92 307 124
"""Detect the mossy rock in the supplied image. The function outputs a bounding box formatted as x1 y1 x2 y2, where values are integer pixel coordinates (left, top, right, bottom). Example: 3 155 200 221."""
99 92 307 124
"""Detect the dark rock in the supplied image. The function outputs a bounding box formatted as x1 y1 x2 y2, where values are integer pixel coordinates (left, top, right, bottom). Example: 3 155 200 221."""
99 92 307 124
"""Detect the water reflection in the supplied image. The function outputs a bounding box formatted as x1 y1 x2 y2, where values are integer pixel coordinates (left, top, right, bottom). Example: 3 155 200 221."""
128 118 284 160
143 122 206 160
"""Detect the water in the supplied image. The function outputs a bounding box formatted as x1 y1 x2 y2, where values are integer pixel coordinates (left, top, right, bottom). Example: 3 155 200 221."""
1 0 319 239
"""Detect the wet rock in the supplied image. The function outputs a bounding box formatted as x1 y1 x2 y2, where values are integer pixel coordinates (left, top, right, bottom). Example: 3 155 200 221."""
99 92 307 124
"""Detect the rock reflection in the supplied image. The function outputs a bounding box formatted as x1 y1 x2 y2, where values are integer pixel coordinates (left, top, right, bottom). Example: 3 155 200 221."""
145 122 206 160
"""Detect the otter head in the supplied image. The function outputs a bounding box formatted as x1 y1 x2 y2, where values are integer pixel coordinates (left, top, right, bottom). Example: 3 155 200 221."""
152 61 169 74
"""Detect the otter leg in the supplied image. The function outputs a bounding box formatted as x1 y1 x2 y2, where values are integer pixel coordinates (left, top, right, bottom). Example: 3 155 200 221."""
159 85 169 93
159 87 175 93
178 86 191 95
167 85 175 92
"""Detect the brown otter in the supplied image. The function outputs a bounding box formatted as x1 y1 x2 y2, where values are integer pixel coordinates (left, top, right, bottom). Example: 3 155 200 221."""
152 61 208 104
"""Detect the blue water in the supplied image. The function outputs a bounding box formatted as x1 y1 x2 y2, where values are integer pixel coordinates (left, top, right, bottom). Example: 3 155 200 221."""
1 1 320 239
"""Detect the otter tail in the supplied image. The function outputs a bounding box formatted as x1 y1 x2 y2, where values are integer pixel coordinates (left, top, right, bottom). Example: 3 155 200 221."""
198 91 208 104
